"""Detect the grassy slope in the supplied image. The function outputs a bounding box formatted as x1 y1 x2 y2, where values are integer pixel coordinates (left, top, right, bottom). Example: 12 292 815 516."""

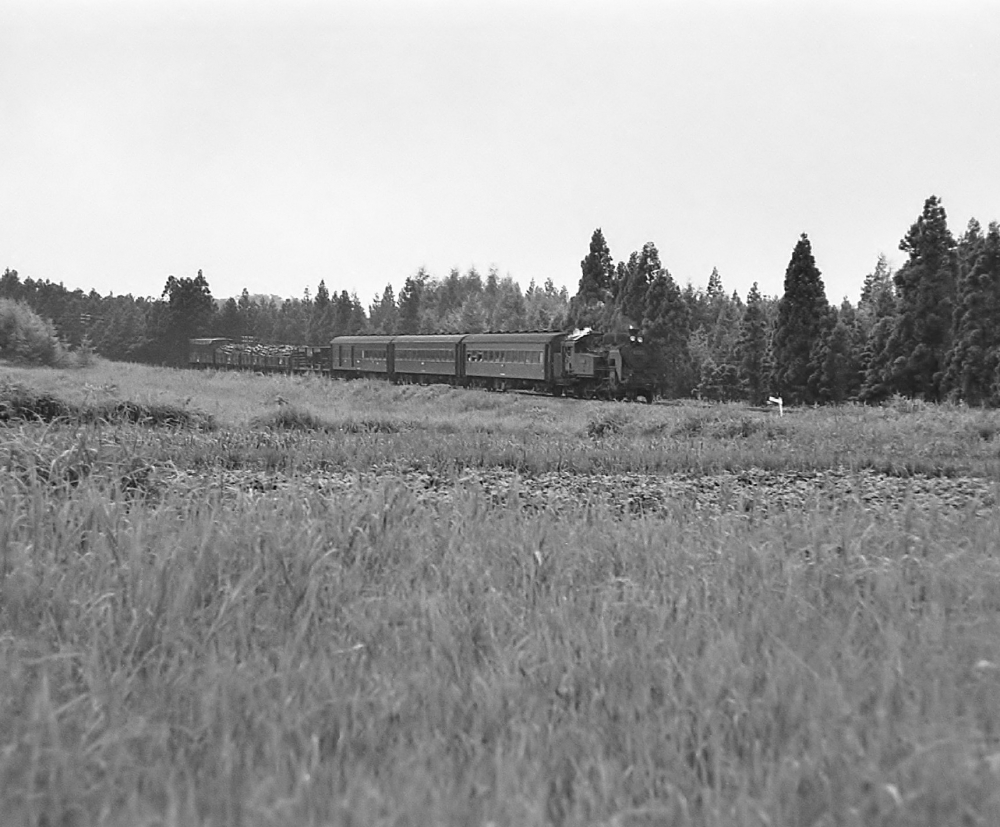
2 361 1000 826
4 359 1000 476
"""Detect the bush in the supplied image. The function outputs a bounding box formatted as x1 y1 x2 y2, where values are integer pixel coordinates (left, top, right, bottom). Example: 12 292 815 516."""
671 410 788 440
884 394 931 415
0 299 72 367
0 381 71 422
252 404 332 432
0 379 213 428
586 407 629 438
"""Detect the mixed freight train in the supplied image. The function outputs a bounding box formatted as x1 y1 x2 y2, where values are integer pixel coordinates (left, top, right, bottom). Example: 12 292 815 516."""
189 329 658 401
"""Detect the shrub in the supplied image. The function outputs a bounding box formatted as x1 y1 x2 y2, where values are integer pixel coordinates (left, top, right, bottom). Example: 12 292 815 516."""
252 404 331 432
0 379 213 428
93 399 213 429
0 381 71 421
672 410 788 440
884 394 931 415
339 416 401 434
672 411 712 437
0 298 74 367
586 407 629 438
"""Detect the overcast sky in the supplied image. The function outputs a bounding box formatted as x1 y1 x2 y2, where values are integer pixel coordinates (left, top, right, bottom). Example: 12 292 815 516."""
2 0 998 308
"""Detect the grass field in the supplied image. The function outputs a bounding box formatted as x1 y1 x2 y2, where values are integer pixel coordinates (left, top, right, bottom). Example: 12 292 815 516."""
2 359 1000 826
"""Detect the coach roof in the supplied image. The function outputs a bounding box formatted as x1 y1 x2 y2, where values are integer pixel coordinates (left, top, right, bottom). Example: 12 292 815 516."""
331 335 395 347
391 334 467 346
462 332 565 347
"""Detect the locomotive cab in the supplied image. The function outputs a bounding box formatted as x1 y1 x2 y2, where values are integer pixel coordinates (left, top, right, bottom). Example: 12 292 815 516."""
561 329 607 381
560 328 614 399
558 328 656 401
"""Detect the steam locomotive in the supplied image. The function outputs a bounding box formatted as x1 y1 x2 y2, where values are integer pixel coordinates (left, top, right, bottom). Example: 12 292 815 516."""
189 329 658 401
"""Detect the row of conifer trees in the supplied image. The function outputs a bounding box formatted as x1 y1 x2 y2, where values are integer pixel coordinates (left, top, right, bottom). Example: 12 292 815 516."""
2 195 997 405
569 195 999 406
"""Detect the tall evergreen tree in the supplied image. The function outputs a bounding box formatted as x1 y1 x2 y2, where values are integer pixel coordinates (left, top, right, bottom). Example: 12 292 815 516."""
161 270 215 365
735 282 769 404
857 256 898 403
686 327 713 399
314 280 330 310
309 279 333 343
879 195 958 400
458 294 488 333
491 276 527 331
816 316 860 403
482 268 501 329
524 277 568 331
369 284 398 334
348 292 368 333
771 234 830 404
252 297 279 342
274 296 308 344
580 228 614 301
331 290 353 336
860 253 895 310
438 269 463 320
569 228 615 328
0 269 22 301
95 296 150 361
943 220 1000 404
643 269 692 397
709 300 742 367
706 266 724 302
237 288 257 338
218 297 243 339
619 242 661 325
606 254 636 327
398 270 427 334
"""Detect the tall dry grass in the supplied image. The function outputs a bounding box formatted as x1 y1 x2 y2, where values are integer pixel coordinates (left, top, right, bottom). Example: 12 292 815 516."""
1 364 1000 825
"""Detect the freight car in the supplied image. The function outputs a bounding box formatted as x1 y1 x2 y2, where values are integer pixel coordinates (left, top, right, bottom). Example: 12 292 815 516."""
190 329 658 401
188 339 325 374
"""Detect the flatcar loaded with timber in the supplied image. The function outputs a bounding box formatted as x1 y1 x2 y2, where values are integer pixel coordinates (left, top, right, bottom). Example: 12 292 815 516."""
189 328 658 401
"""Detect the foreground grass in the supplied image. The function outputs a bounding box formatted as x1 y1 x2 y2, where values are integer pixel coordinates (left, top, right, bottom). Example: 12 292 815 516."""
2 363 1000 825
3 460 1000 826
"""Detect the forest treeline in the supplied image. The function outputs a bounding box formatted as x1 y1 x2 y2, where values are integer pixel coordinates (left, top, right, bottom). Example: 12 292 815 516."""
2 194 998 405
0 266 569 369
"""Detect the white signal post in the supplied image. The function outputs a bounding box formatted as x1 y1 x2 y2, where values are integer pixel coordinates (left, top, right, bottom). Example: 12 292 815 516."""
768 396 783 416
